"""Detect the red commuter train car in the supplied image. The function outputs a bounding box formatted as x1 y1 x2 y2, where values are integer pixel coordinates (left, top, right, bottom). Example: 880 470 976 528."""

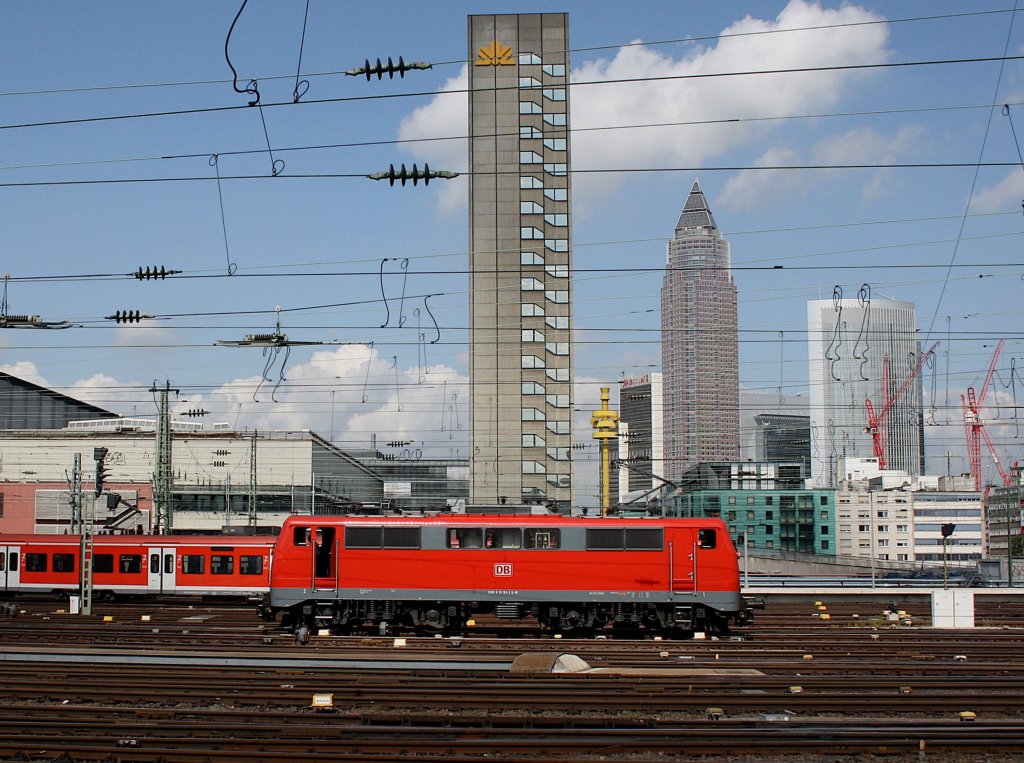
261 514 753 638
0 534 273 600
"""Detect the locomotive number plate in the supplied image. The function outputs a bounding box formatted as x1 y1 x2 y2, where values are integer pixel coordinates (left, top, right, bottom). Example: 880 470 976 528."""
493 563 513 577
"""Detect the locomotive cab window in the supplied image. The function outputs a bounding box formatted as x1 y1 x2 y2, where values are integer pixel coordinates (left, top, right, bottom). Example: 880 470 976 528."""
120 555 142 574
525 528 560 549
447 527 483 549
53 554 75 573
25 553 47 572
93 554 114 574
293 526 311 546
698 529 717 549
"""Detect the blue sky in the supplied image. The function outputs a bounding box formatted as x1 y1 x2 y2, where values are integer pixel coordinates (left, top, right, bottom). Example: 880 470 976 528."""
2 1 1023 501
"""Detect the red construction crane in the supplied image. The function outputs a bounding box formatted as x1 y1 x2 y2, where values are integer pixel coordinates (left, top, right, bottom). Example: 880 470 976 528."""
865 341 939 469
962 339 1010 490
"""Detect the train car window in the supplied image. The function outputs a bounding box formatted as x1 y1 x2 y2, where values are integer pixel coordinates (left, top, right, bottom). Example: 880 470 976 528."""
624 529 663 551
53 554 75 573
0 553 5 571
447 527 483 549
149 554 160 574
698 529 717 549
93 554 114 574
383 526 421 549
210 555 234 575
487 528 522 549
182 555 205 574
239 555 264 575
8 552 17 572
345 526 382 548
586 528 623 550
120 555 143 574
25 553 47 572
293 526 311 546
524 529 558 549
164 554 174 574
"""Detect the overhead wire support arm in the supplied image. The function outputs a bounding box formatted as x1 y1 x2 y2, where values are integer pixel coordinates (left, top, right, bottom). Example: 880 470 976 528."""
0 273 74 329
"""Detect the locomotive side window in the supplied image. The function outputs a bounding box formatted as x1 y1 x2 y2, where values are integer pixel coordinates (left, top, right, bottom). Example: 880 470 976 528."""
383 526 421 549
93 554 114 574
25 553 47 572
447 528 483 549
486 528 522 549
345 526 382 548
210 555 234 575
624 529 663 550
586 528 623 550
525 529 560 549
240 555 264 575
53 554 75 573
182 555 205 574
293 526 311 546
698 529 717 549
120 555 143 574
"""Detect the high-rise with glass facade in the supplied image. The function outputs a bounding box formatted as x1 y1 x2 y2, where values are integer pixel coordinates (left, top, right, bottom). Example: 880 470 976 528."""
468 14 573 506
661 180 739 481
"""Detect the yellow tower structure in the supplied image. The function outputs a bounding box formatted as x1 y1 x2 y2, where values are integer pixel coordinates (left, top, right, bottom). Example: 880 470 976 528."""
591 387 619 516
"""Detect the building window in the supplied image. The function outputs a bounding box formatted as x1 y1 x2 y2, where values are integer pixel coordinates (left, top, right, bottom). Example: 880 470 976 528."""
545 290 569 304
521 201 544 214
544 188 567 201
820 525 829 535
519 150 543 164
820 510 829 519
521 277 544 291
821 540 830 550
543 112 566 126
521 303 545 317
520 125 542 138
543 63 565 77
544 163 567 176
545 264 569 278
523 434 545 447
765 510 773 520
546 368 569 382
522 381 545 395
545 239 568 252
747 510 755 519
521 355 545 369
519 76 541 89
544 138 567 151
747 496 755 505
522 460 546 474
522 407 545 421
547 447 570 461
726 511 736 521
521 227 544 240
522 329 544 342
546 420 569 434
519 52 542 65
765 496 773 505
521 252 544 265
543 88 566 101
521 176 543 189
765 525 773 535
519 101 542 114
546 342 569 355
544 213 568 227
545 316 569 330
820 495 829 505
546 394 569 408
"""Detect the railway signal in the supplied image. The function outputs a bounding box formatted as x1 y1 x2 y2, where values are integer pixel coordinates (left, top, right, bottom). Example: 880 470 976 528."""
93 447 109 497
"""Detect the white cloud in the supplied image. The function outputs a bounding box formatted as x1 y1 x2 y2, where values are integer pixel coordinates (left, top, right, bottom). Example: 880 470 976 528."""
0 360 48 387
720 125 925 209
972 170 1024 214
398 0 890 213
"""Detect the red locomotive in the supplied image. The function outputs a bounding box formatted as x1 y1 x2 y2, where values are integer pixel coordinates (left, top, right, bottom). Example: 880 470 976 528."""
0 534 273 600
261 514 753 638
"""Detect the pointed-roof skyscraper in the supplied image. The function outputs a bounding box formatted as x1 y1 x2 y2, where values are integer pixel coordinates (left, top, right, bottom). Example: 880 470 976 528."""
661 180 739 480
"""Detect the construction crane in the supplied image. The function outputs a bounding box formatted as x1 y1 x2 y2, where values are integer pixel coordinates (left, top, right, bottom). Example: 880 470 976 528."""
864 341 939 469
962 339 1011 490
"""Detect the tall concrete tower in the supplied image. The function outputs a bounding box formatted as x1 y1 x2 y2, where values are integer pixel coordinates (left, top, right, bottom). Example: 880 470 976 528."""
468 14 573 507
807 296 924 487
661 180 739 481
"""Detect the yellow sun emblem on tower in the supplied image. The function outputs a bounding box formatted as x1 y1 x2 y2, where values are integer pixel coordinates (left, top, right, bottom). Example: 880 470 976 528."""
476 41 515 66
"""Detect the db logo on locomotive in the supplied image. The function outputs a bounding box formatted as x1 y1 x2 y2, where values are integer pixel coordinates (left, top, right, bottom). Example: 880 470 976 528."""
493 563 513 577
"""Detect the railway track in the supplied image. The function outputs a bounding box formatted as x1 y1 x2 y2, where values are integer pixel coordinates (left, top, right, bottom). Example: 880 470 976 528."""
1 596 1023 760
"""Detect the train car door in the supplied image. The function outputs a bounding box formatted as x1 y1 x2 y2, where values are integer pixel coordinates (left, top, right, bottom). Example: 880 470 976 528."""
147 546 177 594
670 528 717 593
0 543 20 593
311 526 338 593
